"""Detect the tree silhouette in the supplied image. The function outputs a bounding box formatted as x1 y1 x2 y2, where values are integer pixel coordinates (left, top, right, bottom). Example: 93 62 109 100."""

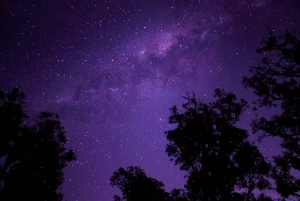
165 89 272 201
169 188 188 201
243 30 300 199
110 166 170 201
0 88 75 201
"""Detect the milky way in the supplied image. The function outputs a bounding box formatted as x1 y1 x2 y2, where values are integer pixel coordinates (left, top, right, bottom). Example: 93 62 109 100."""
1 0 300 200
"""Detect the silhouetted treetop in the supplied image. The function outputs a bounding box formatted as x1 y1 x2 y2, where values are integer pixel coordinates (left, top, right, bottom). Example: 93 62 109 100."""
166 89 249 171
165 89 271 201
0 88 75 201
243 29 300 108
244 30 300 199
110 166 170 201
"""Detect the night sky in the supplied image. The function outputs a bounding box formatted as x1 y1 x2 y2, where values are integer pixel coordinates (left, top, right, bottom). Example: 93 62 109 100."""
1 0 300 200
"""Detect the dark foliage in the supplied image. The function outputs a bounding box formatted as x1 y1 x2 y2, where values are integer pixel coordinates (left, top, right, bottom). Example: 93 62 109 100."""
165 89 272 201
243 30 300 199
110 166 170 201
0 88 75 201
169 188 188 201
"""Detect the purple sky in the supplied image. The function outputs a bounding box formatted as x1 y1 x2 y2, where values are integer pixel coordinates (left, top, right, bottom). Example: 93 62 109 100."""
1 0 300 200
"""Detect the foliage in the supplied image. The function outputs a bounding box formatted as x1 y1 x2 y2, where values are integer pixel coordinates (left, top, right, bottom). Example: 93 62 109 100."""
0 88 75 201
243 30 300 199
110 166 170 201
165 89 271 201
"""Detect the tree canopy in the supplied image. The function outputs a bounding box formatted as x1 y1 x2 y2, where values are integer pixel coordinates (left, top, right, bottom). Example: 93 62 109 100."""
243 30 300 199
110 166 170 201
0 88 75 201
165 89 271 201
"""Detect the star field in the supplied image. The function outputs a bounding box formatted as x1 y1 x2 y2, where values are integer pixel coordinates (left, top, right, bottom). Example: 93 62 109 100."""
1 0 300 200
